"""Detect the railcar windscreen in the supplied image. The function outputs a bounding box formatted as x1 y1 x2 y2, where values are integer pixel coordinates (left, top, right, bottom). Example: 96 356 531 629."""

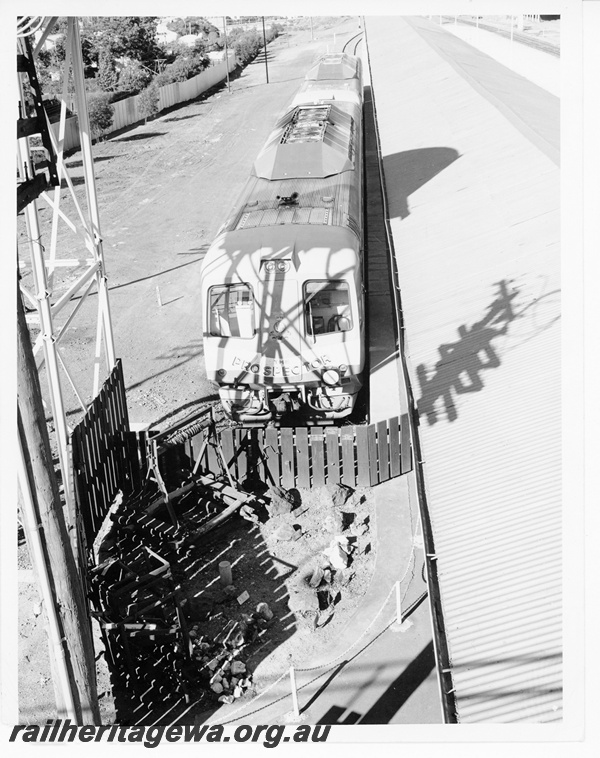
208 284 255 338
304 280 353 335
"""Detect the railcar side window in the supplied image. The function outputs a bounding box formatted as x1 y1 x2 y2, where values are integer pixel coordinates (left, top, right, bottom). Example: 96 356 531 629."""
209 284 255 338
304 281 353 335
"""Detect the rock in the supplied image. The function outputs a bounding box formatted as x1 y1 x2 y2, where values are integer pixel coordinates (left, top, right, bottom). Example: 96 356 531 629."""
308 566 324 588
323 512 344 534
218 694 234 704
233 686 243 698
350 521 369 537
323 568 333 584
211 682 223 694
222 678 230 690
189 630 197 638
207 658 219 671
326 484 353 507
266 486 295 517
273 523 296 541
230 660 246 676
339 568 354 586
231 677 238 686
322 540 349 570
256 602 273 621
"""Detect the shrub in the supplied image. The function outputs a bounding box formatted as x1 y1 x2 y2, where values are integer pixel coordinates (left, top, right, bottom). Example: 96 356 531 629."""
154 53 209 85
97 50 119 92
137 83 160 123
232 29 262 63
87 92 115 139
118 60 152 93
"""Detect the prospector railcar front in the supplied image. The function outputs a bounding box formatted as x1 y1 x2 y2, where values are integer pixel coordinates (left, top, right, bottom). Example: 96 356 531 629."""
201 56 364 425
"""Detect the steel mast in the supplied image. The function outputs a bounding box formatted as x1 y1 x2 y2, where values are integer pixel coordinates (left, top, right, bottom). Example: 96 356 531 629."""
17 16 116 539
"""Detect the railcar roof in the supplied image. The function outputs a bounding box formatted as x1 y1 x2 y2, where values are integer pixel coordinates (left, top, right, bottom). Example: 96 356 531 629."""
305 53 361 81
253 103 358 180
292 78 362 106
201 224 360 283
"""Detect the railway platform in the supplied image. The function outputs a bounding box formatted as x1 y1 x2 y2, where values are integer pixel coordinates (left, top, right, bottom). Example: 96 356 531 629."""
365 16 561 724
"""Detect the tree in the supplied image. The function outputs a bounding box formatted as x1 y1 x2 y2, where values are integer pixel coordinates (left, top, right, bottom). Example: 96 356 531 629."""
166 17 219 37
97 49 118 91
87 93 114 140
137 83 160 124
118 60 152 93
86 17 162 68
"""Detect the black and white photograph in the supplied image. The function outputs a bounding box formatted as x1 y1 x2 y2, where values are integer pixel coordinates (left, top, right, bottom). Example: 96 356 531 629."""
3 0 595 753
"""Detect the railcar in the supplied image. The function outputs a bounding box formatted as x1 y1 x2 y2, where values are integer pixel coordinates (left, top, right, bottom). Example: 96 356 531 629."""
200 54 364 424
291 52 363 108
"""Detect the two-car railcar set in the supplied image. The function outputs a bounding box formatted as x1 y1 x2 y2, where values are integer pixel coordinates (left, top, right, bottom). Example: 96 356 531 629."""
200 53 365 425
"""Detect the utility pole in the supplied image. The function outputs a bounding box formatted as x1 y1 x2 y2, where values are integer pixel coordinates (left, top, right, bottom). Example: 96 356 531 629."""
261 17 269 84
17 287 100 725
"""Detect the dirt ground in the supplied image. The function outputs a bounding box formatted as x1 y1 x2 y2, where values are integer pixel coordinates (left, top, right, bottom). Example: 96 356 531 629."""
17 16 369 724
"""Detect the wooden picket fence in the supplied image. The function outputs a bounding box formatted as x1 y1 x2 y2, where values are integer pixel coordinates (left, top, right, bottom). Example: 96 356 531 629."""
184 415 412 489
71 359 139 549
72 361 412 551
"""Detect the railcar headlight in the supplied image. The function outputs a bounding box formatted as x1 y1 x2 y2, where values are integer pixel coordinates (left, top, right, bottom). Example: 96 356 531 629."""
217 369 227 377
265 261 276 272
322 369 340 386
276 261 289 273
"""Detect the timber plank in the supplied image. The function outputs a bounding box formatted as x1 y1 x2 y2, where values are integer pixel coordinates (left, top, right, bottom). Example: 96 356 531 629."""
192 431 208 476
265 427 280 486
326 428 340 484
401 412 412 474
296 428 310 488
389 416 401 477
341 429 356 487
220 429 235 479
250 429 264 482
281 428 295 488
311 430 326 487
368 423 378 486
235 429 248 482
356 425 370 486
377 420 390 483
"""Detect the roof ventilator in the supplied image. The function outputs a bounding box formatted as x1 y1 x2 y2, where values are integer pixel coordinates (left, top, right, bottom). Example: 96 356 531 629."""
281 105 332 145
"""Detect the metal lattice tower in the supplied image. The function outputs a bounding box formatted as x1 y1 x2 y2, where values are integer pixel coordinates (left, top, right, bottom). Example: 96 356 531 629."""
17 16 116 532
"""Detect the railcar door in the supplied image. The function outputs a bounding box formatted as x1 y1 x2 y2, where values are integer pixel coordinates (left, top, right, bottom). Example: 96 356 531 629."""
257 262 303 383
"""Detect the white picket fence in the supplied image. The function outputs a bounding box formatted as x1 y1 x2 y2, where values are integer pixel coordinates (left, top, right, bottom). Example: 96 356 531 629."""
51 53 236 152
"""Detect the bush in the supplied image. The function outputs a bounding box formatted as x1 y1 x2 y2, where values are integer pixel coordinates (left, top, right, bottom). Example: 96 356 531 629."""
118 60 152 93
231 29 262 63
137 83 160 123
154 53 209 85
97 50 119 92
87 92 115 139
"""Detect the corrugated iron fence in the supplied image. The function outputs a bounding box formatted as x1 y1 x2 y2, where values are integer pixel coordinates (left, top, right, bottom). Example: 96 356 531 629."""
71 359 139 549
183 415 412 489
